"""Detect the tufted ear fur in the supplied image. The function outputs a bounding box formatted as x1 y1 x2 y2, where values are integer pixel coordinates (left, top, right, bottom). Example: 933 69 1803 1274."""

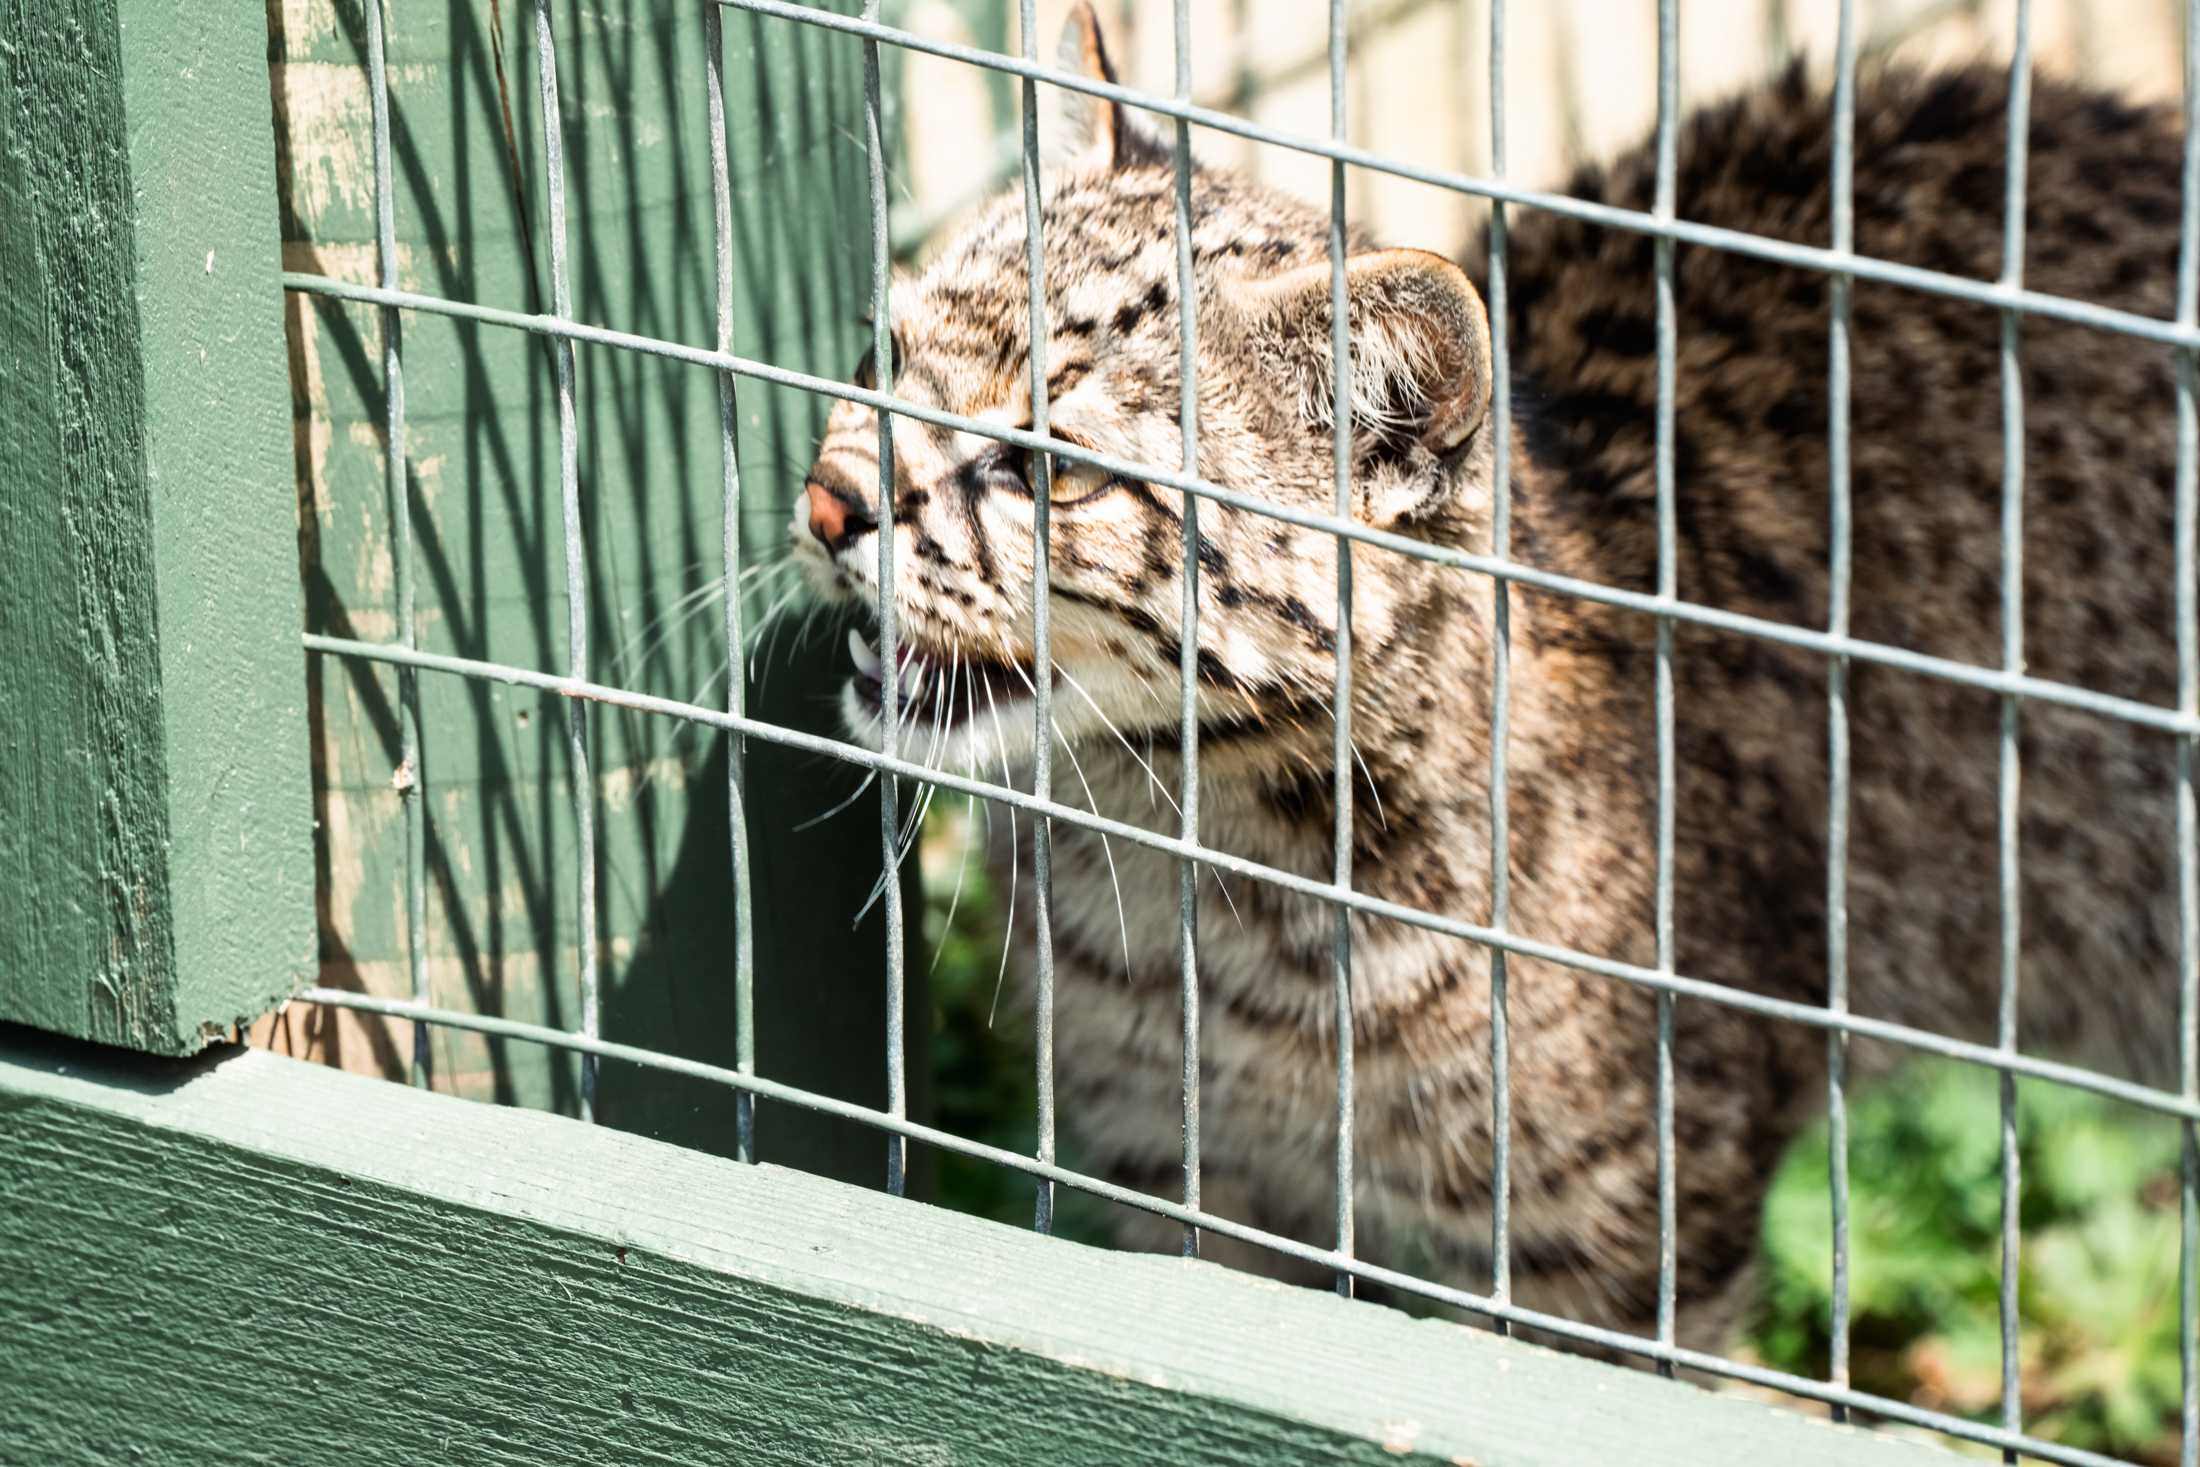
1244 249 1494 523
1042 3 1168 170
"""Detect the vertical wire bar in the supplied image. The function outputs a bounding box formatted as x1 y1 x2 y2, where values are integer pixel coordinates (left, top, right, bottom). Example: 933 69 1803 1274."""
1651 0 1679 1370
1995 6 2035 1455
530 0 599 1121
1172 0 1204 1258
1328 0 1356 1299
1825 0 1859 1417
2176 5 2199 1462
703 2 757 1164
1485 0 1513 1329
1017 0 1058 1235
362 0 430 1091
861 0 907 1197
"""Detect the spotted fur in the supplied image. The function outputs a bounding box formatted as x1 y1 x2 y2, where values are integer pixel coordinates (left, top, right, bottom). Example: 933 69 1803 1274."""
792 9 2190 1352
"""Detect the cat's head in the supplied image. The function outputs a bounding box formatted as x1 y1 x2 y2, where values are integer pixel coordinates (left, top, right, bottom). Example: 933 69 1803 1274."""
791 3 1496 778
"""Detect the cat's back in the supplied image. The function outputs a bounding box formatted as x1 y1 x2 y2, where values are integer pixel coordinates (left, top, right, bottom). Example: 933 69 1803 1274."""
1496 60 2182 637
1487 61 2183 647
1483 64 2190 1072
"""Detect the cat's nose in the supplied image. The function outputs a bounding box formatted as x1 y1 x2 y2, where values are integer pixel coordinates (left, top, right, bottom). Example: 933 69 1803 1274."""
805 478 875 553
806 480 846 546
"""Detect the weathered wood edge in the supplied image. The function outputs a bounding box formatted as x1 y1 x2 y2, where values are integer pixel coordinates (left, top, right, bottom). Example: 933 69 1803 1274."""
116 0 319 1044
1 0 177 1046
0 0 315 1053
0 1026 1955 1466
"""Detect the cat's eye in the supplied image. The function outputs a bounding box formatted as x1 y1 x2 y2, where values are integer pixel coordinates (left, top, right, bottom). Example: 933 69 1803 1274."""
851 331 905 390
1040 451 1111 507
990 444 1111 508
981 445 1041 497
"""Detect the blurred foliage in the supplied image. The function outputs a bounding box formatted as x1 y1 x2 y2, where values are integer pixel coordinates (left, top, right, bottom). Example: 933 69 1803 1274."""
921 800 1114 1246
922 799 1030 1225
922 807 2190 1459
1756 1062 2187 1462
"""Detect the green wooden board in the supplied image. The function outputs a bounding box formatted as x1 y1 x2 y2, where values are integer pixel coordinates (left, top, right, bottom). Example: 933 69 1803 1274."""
265 0 923 1177
0 1024 1961 1466
0 0 316 1052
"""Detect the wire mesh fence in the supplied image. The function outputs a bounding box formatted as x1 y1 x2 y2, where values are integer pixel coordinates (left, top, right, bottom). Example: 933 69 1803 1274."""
279 1 2200 1462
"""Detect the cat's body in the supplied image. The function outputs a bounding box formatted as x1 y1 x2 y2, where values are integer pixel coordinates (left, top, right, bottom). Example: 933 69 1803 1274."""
794 12 2188 1349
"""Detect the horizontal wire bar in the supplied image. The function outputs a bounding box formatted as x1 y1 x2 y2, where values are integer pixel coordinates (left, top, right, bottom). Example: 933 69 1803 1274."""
294 980 2130 1467
300 629 2200 1124
716 0 2200 354
281 271 2200 740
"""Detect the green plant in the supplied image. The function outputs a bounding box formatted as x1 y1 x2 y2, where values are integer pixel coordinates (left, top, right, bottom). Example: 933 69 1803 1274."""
1755 1062 2186 1461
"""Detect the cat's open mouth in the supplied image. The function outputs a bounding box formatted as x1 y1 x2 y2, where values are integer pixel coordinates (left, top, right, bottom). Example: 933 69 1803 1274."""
847 625 1033 736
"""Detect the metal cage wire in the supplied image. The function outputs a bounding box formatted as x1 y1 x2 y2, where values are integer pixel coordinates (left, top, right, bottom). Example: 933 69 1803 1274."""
285 2 2200 1463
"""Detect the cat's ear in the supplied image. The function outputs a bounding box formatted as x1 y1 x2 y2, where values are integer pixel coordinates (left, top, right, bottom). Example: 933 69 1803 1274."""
1043 3 1166 170
1245 249 1494 523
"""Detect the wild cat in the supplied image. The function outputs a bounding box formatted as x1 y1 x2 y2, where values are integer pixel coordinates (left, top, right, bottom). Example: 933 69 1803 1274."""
789 4 2189 1349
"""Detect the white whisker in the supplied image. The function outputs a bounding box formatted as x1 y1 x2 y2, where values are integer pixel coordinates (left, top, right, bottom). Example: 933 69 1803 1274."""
1048 663 1182 819
902 653 953 848
930 664 982 976
968 667 996 846
982 673 1021 1030
1209 862 1247 931
1053 720 1134 984
612 574 726 674
857 659 950 920
746 582 809 685
1351 740 1388 832
797 768 877 831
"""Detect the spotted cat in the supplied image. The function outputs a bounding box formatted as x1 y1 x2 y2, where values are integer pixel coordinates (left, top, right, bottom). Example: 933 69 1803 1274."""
791 5 2188 1349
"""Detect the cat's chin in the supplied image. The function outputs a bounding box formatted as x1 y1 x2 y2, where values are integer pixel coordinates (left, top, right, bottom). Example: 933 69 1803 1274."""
836 623 1040 749
835 665 1035 778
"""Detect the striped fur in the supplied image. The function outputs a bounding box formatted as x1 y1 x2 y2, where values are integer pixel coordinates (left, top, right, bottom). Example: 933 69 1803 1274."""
793 10 2190 1353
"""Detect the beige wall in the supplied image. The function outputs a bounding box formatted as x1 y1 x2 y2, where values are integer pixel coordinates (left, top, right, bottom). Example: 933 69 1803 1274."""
892 0 2186 258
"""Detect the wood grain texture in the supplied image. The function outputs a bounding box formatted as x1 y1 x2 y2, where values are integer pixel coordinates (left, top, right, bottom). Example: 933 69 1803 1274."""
0 1025 1958 1466
0 0 314 1052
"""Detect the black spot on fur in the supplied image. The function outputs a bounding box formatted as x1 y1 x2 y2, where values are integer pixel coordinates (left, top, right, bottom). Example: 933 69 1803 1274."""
1112 279 1170 338
1892 71 1995 150
1576 305 1657 359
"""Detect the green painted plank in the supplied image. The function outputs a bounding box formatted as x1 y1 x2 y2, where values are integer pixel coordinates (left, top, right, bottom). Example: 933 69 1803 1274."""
0 0 315 1052
0 1025 1958 1466
267 0 923 1172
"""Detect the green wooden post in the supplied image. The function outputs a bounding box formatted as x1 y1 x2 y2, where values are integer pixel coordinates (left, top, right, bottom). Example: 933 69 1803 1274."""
266 0 923 1178
0 0 316 1053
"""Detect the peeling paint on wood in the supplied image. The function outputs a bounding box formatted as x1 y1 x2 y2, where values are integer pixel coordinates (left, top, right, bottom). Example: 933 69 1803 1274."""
0 0 315 1052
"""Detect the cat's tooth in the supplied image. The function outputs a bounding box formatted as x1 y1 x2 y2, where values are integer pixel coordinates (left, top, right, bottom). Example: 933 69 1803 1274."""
899 654 925 701
847 627 882 678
